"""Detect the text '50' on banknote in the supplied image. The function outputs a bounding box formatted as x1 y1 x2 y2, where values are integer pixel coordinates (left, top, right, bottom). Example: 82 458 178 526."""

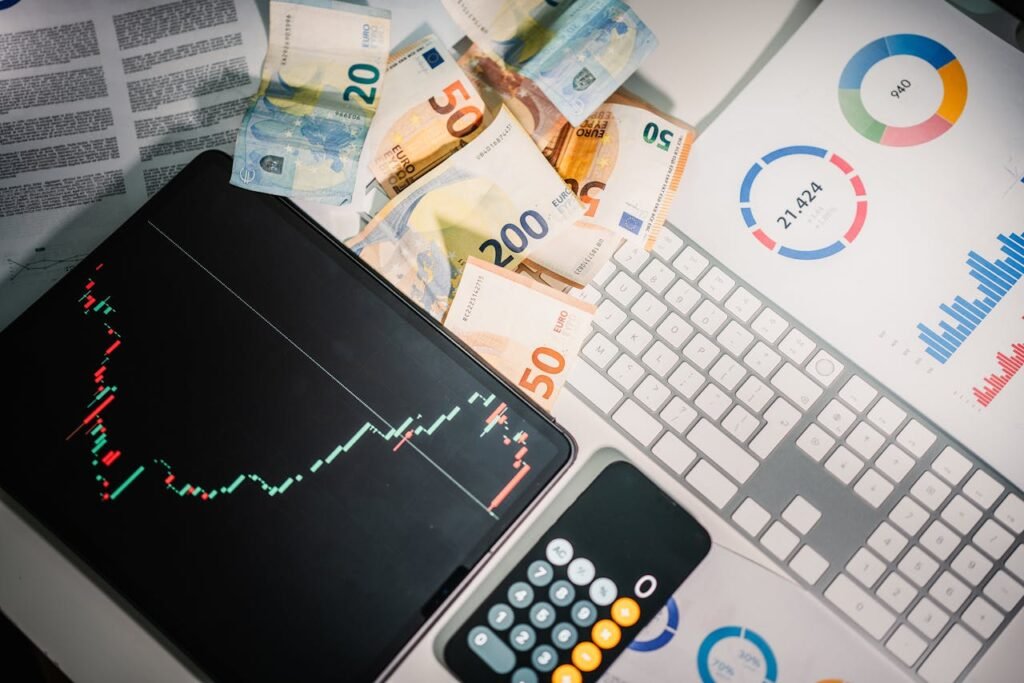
231 0 390 204
442 0 657 126
364 34 488 199
346 106 584 320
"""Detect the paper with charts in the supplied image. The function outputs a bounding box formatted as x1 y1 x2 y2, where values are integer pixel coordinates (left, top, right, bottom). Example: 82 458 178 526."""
671 0 1024 488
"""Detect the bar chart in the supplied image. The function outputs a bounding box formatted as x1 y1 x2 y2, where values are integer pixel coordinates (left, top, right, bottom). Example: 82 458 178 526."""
972 342 1024 407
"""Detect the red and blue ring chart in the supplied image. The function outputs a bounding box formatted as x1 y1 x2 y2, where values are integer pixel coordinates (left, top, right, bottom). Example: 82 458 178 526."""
739 145 867 260
838 34 967 146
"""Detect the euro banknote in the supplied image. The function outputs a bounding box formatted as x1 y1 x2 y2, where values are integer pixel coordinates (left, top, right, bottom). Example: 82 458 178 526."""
230 0 390 204
444 257 595 411
442 0 657 125
363 34 488 199
346 106 584 319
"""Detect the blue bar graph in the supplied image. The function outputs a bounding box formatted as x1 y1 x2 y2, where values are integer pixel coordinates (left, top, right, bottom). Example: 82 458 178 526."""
918 231 1024 364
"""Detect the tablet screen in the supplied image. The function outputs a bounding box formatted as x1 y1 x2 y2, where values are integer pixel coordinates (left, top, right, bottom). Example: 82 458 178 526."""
0 152 573 680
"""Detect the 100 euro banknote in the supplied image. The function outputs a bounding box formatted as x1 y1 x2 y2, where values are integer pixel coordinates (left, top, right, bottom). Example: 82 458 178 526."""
363 34 488 198
231 0 389 204
444 257 595 411
443 0 657 125
346 106 584 319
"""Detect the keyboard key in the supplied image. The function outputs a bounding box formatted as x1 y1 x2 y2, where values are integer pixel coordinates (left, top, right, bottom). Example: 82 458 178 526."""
685 460 737 509
638 259 675 294
867 521 908 562
631 292 667 328
963 470 1003 510
582 333 618 369
683 333 720 369
709 355 746 391
918 625 980 683
743 341 782 378
641 341 679 378
717 320 754 356
612 399 662 447
692 300 728 334
616 321 653 356
567 361 623 413
651 229 683 261
961 596 1003 639
995 493 1024 534
591 260 616 286
608 355 644 390
866 397 906 436
613 243 649 273
688 419 759 483
930 571 970 612
724 286 761 322
760 521 799 560
668 362 705 398
770 362 822 409
594 300 627 334
847 547 887 587
897 419 936 458
698 266 735 301
818 399 856 437
951 545 993 586
919 520 961 561
722 405 759 442
736 376 773 412
984 570 1024 610
899 547 940 587
1009 546 1024 581
824 574 895 639
825 446 864 485
974 519 1014 560
941 495 983 535
694 383 731 420
751 307 788 343
782 495 821 534
908 597 949 639
838 375 877 413
853 470 894 509
664 279 701 314
796 423 835 462
875 444 915 483
672 246 709 281
885 624 927 666
932 447 972 486
651 432 696 476
790 546 829 584
806 350 843 387
605 272 642 305
911 472 951 511
660 396 698 434
656 312 693 348
876 572 915 612
732 498 771 536
635 375 670 411
574 284 601 305
846 422 885 459
889 496 929 535
779 328 815 364
750 398 799 458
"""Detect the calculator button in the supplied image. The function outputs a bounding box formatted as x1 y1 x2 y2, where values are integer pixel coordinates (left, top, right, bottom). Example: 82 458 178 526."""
512 668 539 683
549 580 576 607
546 538 574 566
552 664 582 683
570 600 598 627
488 603 514 631
571 642 602 672
551 622 578 650
531 645 558 673
611 597 641 628
508 582 535 609
467 626 516 674
589 577 618 606
529 602 557 629
509 624 536 651
567 558 596 586
528 560 554 587
591 619 622 649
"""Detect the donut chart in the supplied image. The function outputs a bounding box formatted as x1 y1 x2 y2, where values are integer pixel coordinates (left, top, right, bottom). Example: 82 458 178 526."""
629 597 679 652
839 34 967 146
697 625 778 683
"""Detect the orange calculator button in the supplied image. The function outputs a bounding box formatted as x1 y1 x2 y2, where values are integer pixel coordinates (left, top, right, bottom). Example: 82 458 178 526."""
551 663 582 683
571 641 602 672
591 619 622 649
611 597 641 627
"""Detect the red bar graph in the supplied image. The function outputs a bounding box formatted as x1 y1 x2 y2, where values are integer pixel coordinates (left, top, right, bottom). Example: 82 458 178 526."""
972 342 1024 407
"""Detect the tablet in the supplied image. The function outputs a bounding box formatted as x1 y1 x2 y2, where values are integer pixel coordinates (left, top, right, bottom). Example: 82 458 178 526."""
0 151 575 681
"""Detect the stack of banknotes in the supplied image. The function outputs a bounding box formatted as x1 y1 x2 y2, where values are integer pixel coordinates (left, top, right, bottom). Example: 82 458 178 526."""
231 0 696 411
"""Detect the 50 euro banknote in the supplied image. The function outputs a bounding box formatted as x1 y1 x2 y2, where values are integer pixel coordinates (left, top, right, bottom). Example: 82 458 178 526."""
230 0 389 204
363 34 488 199
444 257 595 411
346 106 584 320
442 0 656 126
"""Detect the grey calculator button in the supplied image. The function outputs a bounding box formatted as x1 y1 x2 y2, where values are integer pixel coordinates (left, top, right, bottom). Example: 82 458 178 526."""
567 557 596 585
528 559 554 587
509 623 537 651
551 622 578 650
511 668 539 683
571 600 598 627
529 601 556 629
546 538 574 566
488 603 514 631
508 581 535 609
589 577 618 606
531 644 558 672
549 580 576 607
467 625 515 674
